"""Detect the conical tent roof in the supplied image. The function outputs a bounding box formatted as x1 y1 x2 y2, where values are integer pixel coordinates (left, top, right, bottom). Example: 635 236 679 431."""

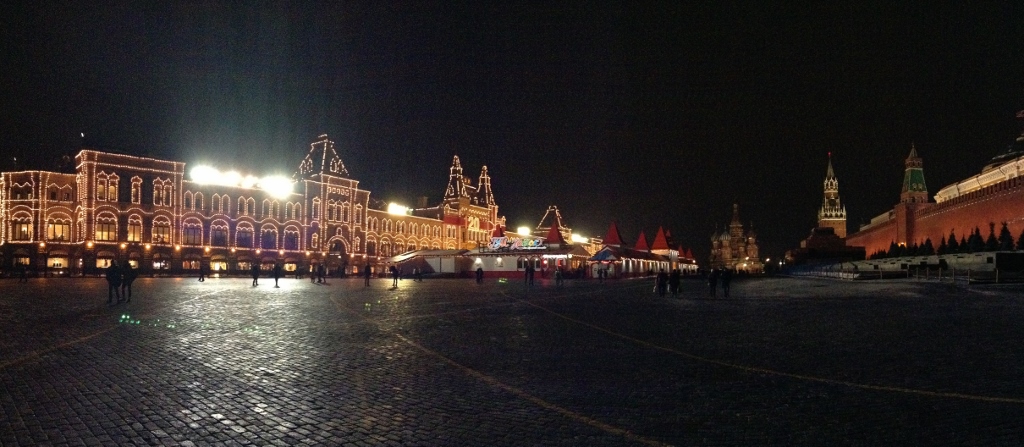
634 231 649 251
603 222 624 246
492 224 504 238
545 223 565 245
650 227 670 250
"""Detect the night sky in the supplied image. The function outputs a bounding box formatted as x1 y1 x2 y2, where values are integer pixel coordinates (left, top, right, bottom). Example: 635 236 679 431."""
3 2 1024 261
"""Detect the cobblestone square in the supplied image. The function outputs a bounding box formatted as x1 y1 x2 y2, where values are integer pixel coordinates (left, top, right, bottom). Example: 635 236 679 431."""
2 275 1024 446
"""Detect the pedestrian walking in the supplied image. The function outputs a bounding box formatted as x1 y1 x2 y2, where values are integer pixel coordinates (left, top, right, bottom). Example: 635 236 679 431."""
555 268 563 286
310 265 317 283
656 269 668 297
389 265 399 287
121 263 138 302
17 264 28 283
708 269 719 298
317 264 326 283
197 264 206 282
273 263 283 287
721 268 733 298
525 264 535 286
364 263 372 286
669 269 681 298
106 261 123 304
251 263 260 286
476 266 484 284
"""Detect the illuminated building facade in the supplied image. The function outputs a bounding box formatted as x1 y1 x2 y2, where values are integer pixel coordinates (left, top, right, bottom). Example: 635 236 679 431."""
0 134 504 276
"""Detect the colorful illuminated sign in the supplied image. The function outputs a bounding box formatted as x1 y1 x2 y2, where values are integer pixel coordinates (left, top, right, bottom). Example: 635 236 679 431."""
489 236 545 250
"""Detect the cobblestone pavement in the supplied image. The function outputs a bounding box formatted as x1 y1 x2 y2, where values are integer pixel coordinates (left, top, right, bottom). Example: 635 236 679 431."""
2 274 1024 446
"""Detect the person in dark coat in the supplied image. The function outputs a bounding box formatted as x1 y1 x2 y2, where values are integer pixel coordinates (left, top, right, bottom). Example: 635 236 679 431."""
273 263 283 287
655 269 668 297
389 265 399 287
317 264 326 283
709 269 721 297
525 264 535 286
720 268 733 298
363 263 372 286
476 266 484 284
669 269 681 298
251 263 260 286
121 263 138 302
198 264 206 282
106 261 123 303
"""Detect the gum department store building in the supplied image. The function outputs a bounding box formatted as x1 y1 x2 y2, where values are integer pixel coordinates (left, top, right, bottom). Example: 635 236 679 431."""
0 135 505 276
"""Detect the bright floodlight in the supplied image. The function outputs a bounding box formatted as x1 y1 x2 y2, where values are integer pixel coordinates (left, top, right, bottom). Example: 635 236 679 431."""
258 176 294 199
570 234 588 243
190 165 220 184
387 203 410 215
517 226 531 236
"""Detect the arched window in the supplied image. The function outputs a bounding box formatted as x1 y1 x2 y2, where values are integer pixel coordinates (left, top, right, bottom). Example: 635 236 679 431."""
95 212 117 241
283 226 300 250
127 215 142 242
312 198 321 220
182 218 203 245
211 220 229 246
260 226 278 249
354 205 362 224
236 224 254 248
11 212 32 241
131 177 142 204
183 191 193 209
152 216 171 243
311 233 319 249
195 192 204 212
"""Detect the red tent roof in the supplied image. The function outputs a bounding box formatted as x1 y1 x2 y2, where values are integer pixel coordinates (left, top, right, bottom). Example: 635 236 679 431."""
650 227 670 250
634 231 649 251
545 224 565 245
685 248 694 259
492 225 504 238
603 222 624 246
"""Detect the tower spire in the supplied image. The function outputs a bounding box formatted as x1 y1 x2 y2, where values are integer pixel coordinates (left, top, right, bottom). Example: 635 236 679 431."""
900 144 928 204
818 153 846 238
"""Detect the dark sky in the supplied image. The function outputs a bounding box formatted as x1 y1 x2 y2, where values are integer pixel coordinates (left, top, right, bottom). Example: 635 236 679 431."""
3 2 1024 261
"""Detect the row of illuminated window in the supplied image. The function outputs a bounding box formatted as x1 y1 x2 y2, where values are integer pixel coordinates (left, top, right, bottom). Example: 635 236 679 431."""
10 221 309 250
183 193 305 221
364 217 445 238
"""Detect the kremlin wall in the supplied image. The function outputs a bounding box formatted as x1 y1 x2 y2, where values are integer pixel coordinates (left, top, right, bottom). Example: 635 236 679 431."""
845 131 1024 257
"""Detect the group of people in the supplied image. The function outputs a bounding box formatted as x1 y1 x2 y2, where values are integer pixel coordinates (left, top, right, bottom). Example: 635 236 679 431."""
309 264 327 284
249 263 285 287
105 261 138 304
706 268 733 298
654 268 685 297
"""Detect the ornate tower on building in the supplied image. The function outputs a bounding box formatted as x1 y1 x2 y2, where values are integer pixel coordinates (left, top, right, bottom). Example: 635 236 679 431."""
900 144 928 204
817 154 847 238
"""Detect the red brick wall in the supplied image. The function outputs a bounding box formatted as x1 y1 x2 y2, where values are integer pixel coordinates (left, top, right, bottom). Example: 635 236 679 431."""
847 176 1024 255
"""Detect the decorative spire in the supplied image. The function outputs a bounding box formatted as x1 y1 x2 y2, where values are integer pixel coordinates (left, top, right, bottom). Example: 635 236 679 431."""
650 226 670 251
818 153 847 237
444 155 468 199
603 221 624 246
634 231 650 251
297 134 349 178
475 165 495 206
545 223 565 246
901 144 928 204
